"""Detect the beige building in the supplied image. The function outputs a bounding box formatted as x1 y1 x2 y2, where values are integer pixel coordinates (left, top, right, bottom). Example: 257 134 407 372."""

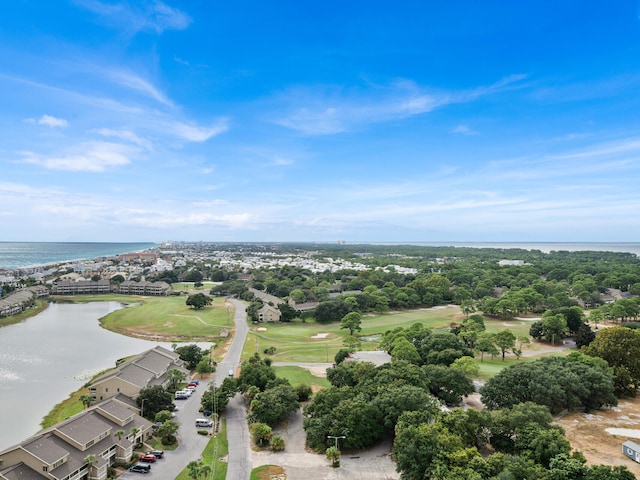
90 346 188 402
257 304 281 323
117 281 171 296
0 396 151 480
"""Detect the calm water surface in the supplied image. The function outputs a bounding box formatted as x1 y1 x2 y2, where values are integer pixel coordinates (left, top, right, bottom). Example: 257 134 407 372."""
0 302 188 451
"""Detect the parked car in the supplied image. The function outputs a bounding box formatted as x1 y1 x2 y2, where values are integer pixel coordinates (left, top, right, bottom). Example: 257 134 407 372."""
175 390 189 400
185 386 196 392
129 464 151 473
139 453 156 463
147 449 164 459
195 418 213 428
228 369 234 377
190 379 199 385
186 382 198 388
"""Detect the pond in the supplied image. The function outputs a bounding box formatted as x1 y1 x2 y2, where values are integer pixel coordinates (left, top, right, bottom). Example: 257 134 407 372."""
0 302 194 451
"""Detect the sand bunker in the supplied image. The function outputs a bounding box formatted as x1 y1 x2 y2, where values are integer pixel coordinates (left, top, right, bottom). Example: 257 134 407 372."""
256 327 267 331
311 333 329 339
606 428 640 439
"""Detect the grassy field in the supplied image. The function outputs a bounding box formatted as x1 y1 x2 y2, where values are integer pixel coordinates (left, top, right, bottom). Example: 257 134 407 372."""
97 295 234 341
272 366 331 389
42 387 89 428
243 306 539 363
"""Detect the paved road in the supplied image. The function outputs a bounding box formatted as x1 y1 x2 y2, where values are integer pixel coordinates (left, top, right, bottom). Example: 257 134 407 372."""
118 378 213 479
222 298 252 480
119 297 251 480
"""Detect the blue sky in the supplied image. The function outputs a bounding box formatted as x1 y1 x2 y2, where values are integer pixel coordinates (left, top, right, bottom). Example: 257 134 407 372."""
2 1 640 242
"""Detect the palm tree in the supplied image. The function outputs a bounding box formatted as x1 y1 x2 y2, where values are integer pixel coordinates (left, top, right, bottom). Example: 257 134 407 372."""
84 454 96 479
167 368 186 391
187 461 200 480
79 394 93 409
129 427 140 445
114 429 125 442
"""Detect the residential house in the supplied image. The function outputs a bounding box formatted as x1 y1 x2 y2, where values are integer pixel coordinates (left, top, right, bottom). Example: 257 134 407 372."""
117 281 171 296
52 281 111 295
90 346 188 402
257 304 281 323
0 397 151 480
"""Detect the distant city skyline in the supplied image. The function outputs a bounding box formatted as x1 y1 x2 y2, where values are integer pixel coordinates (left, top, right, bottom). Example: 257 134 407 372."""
2 2 640 242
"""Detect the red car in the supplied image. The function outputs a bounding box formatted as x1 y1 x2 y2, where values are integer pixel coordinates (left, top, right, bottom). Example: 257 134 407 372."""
186 383 198 388
139 454 156 463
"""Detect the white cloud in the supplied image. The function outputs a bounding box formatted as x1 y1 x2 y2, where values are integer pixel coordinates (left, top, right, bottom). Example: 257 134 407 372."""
272 75 525 135
103 69 173 106
450 124 478 136
76 0 191 34
91 128 153 150
38 115 69 128
169 120 229 142
19 142 134 172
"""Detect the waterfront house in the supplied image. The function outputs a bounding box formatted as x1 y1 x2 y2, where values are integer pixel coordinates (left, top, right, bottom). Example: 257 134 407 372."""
89 346 188 402
0 397 151 480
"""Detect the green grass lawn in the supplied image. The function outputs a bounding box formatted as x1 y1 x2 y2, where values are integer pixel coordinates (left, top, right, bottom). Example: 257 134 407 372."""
272 366 331 389
243 307 465 362
41 387 88 428
97 295 234 341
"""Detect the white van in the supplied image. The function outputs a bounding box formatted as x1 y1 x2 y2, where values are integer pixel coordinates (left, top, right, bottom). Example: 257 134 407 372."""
195 418 213 428
175 390 189 400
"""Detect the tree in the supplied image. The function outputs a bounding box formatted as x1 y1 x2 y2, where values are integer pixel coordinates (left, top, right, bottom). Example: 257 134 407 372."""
494 330 516 361
270 434 285 451
340 311 362 336
475 333 498 361
137 385 174 419
186 292 212 310
196 357 215 377
583 326 640 396
541 313 568 344
167 368 187 390
79 394 93 409
250 422 273 446
84 454 96 474
451 356 480 378
250 383 299 426
175 344 205 369
480 356 616 413
326 446 341 467
575 322 596 348
157 420 179 445
424 364 475 405
114 429 125 442
278 302 299 322
390 337 421 363
155 410 172 423
238 355 276 392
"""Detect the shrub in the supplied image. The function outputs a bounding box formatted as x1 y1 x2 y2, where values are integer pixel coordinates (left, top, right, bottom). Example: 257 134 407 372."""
270 435 285 451
295 384 313 402
197 430 208 436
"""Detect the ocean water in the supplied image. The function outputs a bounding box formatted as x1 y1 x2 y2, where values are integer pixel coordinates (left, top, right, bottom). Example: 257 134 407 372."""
0 242 157 270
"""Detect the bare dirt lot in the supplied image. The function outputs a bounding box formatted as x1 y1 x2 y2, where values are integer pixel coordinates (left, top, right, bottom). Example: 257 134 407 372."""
556 396 640 476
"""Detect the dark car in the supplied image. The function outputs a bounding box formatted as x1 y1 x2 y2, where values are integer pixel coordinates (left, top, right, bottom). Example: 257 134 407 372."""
129 463 151 473
139 453 156 463
147 449 164 459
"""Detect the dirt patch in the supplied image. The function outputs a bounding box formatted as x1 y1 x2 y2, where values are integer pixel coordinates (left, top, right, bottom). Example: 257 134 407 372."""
556 397 640 475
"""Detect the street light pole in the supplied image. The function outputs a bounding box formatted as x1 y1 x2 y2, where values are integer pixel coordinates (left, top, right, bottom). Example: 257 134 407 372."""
327 435 345 449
